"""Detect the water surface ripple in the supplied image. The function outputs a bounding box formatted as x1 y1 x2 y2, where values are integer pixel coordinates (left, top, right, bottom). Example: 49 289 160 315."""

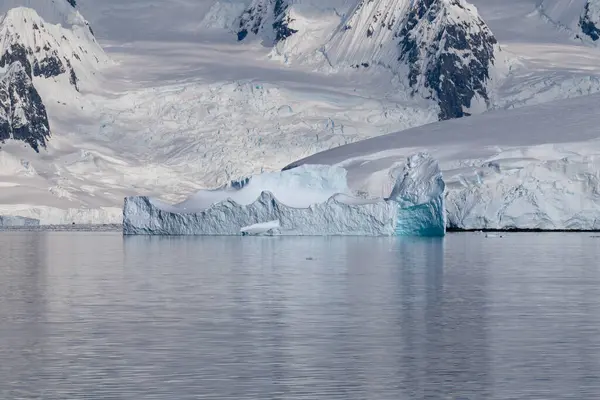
1 232 599 399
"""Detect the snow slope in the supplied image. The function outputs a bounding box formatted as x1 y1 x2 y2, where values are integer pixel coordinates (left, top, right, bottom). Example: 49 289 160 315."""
0 5 109 153
0 6 108 91
287 93 600 230
533 0 600 41
536 0 589 33
232 0 505 119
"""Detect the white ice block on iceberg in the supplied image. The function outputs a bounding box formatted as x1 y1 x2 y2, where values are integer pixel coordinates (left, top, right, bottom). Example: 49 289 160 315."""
240 220 280 235
123 153 445 236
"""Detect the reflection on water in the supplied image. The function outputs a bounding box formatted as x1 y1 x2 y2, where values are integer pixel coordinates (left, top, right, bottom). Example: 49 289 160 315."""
1 232 600 399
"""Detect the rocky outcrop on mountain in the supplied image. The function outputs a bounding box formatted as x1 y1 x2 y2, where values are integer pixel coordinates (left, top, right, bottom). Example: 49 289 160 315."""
236 0 298 44
398 0 498 120
0 62 50 152
0 4 108 151
580 1 600 41
0 7 107 92
326 0 500 120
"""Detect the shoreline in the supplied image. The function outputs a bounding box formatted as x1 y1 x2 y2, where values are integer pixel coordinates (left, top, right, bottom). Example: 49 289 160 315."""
2 225 600 234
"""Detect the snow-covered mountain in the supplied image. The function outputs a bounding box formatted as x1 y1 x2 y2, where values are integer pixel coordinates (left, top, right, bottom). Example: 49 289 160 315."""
0 3 108 151
0 6 107 91
234 0 502 120
2 0 600 226
326 0 502 119
0 61 50 152
536 0 600 41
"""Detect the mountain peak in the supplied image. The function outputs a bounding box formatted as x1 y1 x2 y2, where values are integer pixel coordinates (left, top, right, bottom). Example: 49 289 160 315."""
0 5 108 151
0 6 108 92
325 0 500 120
398 0 499 119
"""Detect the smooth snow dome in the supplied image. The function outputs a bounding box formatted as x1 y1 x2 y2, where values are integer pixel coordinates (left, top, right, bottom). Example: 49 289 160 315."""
169 164 352 212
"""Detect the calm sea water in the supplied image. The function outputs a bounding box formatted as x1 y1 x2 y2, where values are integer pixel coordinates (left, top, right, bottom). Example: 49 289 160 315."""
1 232 600 399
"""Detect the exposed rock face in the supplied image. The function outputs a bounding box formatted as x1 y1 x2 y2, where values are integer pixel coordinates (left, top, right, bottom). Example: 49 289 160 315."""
238 0 501 121
1 8 78 90
236 0 297 44
0 5 107 151
397 0 498 120
580 1 600 41
0 61 50 152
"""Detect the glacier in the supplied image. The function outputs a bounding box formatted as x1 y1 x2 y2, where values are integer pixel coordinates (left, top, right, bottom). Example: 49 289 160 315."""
286 93 600 231
123 153 446 236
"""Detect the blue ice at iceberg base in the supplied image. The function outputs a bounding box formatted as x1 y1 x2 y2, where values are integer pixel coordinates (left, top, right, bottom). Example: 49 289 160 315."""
123 152 446 237
395 200 445 236
389 152 446 237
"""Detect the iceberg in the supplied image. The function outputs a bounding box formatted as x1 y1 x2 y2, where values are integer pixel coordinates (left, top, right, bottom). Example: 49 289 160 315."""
0 215 40 227
123 153 446 236
390 153 446 236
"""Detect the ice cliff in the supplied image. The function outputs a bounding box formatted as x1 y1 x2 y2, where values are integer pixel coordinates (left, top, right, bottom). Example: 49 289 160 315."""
285 92 600 231
123 153 446 236
390 153 446 236
444 156 600 231
0 215 39 227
